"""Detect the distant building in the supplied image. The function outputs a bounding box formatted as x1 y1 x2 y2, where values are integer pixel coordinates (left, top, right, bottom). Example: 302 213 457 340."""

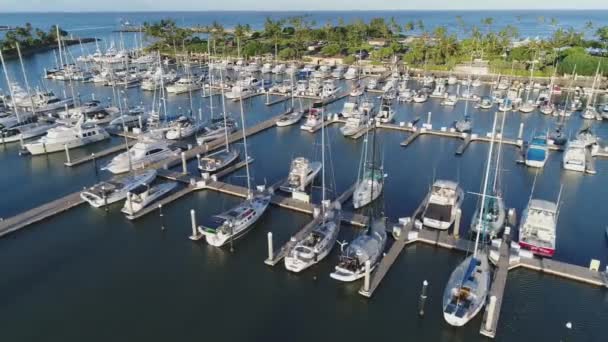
367 39 387 47
454 59 490 75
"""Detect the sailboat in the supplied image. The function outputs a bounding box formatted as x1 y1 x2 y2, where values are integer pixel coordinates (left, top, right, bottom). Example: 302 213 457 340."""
352 121 384 209
520 56 537 114
198 86 272 247
198 69 240 173
470 112 507 238
455 79 473 133
284 103 341 272
442 112 501 327
581 62 601 120
276 73 304 127
331 122 387 282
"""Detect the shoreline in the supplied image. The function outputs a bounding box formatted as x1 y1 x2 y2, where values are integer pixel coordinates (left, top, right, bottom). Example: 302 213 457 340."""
1 37 98 60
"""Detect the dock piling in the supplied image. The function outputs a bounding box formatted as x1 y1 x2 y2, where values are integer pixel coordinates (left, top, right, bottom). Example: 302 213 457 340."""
190 209 197 237
453 208 462 238
181 152 187 175
102 186 108 212
485 296 497 331
64 144 71 164
419 280 429 316
159 204 165 230
126 192 133 215
19 134 24 149
267 232 274 262
138 115 143 129
363 260 371 293
517 123 524 140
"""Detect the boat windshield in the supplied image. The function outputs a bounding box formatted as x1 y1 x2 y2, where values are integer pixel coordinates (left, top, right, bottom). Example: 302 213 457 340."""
425 203 452 222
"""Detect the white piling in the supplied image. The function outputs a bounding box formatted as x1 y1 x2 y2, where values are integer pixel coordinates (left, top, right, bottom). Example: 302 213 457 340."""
266 91 270 104
518 122 524 140
485 295 497 331
126 192 133 215
427 111 432 125
19 134 24 149
453 208 462 238
363 260 371 293
64 144 71 164
198 108 202 121
138 115 143 129
181 151 187 175
190 209 197 237
267 232 274 261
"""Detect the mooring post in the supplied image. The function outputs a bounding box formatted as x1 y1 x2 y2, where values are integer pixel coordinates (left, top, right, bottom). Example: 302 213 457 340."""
64 144 71 164
518 122 524 140
427 111 432 125
138 115 143 129
126 192 133 215
181 151 187 175
363 260 371 293
453 208 462 238
190 209 197 237
19 134 24 149
42 142 47 154
196 154 201 168
485 295 497 331
92 153 98 181
419 280 429 316
267 232 274 261
198 108 202 122
266 90 270 104
102 185 108 211
159 204 165 230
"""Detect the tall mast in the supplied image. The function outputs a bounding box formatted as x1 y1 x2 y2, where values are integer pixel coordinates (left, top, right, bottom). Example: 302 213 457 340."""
56 25 64 69
16 43 38 119
218 68 230 152
473 111 499 258
492 111 507 194
0 50 22 123
238 91 251 193
321 100 326 206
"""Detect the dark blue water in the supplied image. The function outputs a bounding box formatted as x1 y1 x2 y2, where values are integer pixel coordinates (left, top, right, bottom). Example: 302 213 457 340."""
1 11 608 342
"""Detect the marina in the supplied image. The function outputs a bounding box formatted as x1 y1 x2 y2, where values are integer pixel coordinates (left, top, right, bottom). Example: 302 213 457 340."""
1 8 608 342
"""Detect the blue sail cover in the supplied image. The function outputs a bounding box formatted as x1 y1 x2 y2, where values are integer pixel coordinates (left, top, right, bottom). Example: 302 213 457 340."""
526 147 546 162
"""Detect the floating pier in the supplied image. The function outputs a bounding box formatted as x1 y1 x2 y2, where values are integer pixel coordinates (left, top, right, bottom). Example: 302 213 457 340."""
0 192 84 238
480 231 512 338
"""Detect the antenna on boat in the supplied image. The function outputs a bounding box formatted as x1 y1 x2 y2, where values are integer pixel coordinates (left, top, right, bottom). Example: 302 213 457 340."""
337 240 348 253
555 184 565 220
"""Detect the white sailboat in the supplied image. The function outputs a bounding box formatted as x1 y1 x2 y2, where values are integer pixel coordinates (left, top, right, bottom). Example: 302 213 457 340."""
285 104 341 272
352 124 384 209
198 86 271 247
442 111 501 327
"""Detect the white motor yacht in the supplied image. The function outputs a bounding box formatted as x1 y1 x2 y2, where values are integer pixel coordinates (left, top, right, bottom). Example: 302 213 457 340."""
165 116 206 140
300 107 324 132
122 182 178 216
279 157 322 193
562 139 587 172
24 117 109 155
103 138 180 174
166 76 202 94
422 180 464 230
80 170 157 208
519 199 558 258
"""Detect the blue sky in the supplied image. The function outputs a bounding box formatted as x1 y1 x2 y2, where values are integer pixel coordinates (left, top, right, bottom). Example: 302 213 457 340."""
2 0 608 12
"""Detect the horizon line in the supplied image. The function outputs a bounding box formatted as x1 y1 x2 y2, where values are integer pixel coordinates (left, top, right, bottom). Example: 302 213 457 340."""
3 8 608 14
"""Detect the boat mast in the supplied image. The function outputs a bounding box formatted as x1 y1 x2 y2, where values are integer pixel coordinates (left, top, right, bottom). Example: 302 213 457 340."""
56 25 64 69
16 43 38 119
0 50 22 123
321 99 326 207
492 111 507 194
473 111 499 258
219 68 230 153
238 90 252 194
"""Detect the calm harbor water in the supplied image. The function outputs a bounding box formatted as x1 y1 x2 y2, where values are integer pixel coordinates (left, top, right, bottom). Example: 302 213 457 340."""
1 12 608 342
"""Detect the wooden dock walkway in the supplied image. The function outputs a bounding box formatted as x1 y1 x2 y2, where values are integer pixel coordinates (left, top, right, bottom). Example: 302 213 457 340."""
265 95 291 106
0 192 84 238
480 231 511 338
400 130 422 147
64 140 137 167
359 195 428 297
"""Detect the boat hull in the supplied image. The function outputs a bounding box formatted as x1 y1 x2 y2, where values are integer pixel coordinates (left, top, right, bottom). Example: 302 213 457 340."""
518 241 555 258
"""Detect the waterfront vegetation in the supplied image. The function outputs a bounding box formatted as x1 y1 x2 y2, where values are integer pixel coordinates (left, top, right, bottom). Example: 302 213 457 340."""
0 24 68 54
144 16 608 77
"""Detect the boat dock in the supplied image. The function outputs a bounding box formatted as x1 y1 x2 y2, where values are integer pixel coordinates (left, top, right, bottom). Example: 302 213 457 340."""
359 194 428 297
480 231 512 338
64 140 138 167
0 192 84 238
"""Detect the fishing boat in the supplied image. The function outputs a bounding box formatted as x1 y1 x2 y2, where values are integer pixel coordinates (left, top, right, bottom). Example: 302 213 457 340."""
321 79 340 98
412 91 428 103
519 199 559 258
340 110 369 137
525 135 549 168
422 180 464 230
122 182 178 216
562 140 587 172
441 94 458 106
102 138 179 174
376 98 395 123
80 170 157 208
24 116 109 155
279 157 322 193
300 103 324 132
